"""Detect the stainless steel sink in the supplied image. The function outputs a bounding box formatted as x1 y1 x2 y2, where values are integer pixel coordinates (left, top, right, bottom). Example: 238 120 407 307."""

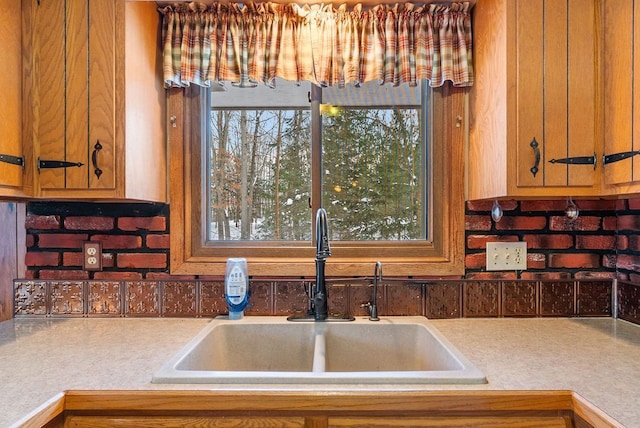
152 316 486 384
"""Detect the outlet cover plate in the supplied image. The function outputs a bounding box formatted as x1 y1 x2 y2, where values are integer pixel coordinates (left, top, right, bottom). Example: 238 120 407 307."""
486 242 527 271
83 241 102 271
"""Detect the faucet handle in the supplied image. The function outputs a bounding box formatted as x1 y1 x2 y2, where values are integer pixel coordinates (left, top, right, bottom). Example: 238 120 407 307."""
361 302 379 321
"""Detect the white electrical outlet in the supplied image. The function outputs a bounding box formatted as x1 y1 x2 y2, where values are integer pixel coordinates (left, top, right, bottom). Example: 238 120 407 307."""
83 241 103 271
486 242 527 271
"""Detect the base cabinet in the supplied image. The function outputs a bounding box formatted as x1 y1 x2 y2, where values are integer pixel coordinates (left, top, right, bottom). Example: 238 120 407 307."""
329 416 569 427
25 391 620 428
63 416 306 428
58 415 570 428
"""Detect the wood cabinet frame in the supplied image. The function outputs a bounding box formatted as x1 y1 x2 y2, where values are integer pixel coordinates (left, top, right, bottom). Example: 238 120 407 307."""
169 85 467 277
21 0 166 202
25 390 622 428
469 0 602 200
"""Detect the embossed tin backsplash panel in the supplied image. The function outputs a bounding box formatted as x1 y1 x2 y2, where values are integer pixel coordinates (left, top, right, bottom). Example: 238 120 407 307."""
13 279 615 319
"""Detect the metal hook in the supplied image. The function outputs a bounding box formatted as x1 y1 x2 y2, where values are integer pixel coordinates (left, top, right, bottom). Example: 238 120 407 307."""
491 200 503 223
565 197 579 221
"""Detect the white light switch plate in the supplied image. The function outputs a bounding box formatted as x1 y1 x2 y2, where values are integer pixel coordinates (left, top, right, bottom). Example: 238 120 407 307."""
486 242 527 271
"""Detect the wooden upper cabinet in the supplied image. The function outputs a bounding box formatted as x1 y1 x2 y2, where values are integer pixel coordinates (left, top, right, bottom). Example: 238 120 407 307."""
24 0 166 201
0 0 32 198
469 0 601 200
30 0 115 192
602 0 640 194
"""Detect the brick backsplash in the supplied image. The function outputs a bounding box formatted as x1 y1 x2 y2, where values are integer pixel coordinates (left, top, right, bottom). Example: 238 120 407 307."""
25 202 169 280
17 200 640 324
465 199 618 280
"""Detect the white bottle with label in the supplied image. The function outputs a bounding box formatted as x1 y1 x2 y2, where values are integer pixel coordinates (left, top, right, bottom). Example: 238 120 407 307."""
225 258 249 320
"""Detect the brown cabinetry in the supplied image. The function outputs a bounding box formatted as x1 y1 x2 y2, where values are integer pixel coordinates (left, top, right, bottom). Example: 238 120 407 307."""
28 391 620 428
59 415 569 427
23 0 166 201
0 0 32 198
470 0 601 200
602 0 640 195
328 416 569 427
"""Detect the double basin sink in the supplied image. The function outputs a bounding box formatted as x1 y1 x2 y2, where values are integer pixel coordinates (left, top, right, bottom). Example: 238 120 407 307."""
152 316 486 384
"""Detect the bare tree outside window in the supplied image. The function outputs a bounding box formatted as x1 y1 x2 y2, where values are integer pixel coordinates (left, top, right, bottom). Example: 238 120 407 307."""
206 79 426 242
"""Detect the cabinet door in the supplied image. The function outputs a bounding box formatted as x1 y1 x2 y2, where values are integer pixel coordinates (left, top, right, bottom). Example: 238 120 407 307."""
64 415 306 427
515 0 544 188
36 0 115 192
0 0 23 190
86 0 116 190
516 0 598 189
603 0 640 186
329 416 568 427
35 0 71 191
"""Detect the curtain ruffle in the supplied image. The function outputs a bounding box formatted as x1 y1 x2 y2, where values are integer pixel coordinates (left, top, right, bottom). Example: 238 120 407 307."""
160 2 474 88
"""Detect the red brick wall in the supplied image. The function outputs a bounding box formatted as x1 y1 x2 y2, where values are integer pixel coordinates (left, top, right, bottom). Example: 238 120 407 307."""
23 199 640 280
465 199 620 280
25 202 170 280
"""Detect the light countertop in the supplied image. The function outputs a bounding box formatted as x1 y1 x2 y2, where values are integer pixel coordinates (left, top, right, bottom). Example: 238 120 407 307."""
1 317 639 427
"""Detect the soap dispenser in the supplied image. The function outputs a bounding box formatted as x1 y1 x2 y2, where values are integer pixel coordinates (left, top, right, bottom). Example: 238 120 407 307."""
224 258 249 319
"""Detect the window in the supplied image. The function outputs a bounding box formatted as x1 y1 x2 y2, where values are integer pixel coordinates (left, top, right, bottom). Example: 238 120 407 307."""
206 79 425 242
206 80 313 242
169 82 466 277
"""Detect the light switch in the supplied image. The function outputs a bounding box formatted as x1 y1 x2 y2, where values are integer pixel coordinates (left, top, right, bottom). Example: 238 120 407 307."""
486 242 527 271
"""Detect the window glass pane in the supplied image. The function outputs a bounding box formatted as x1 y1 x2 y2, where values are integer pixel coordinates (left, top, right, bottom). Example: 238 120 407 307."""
322 82 426 241
205 79 427 243
207 81 312 241
321 106 425 241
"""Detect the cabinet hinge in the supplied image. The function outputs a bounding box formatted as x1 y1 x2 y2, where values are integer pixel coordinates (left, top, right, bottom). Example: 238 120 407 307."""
602 151 640 166
548 154 597 169
38 158 84 171
0 154 25 168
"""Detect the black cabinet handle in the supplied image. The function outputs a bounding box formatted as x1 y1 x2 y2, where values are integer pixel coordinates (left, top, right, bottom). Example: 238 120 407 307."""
549 154 597 169
603 150 640 165
0 153 24 168
91 141 103 179
530 138 540 177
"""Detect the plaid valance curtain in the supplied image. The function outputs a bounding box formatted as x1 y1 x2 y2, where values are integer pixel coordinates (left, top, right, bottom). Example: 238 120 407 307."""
159 2 474 88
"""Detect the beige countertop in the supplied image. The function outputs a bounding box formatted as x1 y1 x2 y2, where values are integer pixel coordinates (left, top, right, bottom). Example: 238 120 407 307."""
1 316 639 427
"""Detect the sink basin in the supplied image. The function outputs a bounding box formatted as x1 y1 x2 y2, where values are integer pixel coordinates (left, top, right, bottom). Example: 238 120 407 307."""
152 316 486 384
322 323 464 372
174 323 316 372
